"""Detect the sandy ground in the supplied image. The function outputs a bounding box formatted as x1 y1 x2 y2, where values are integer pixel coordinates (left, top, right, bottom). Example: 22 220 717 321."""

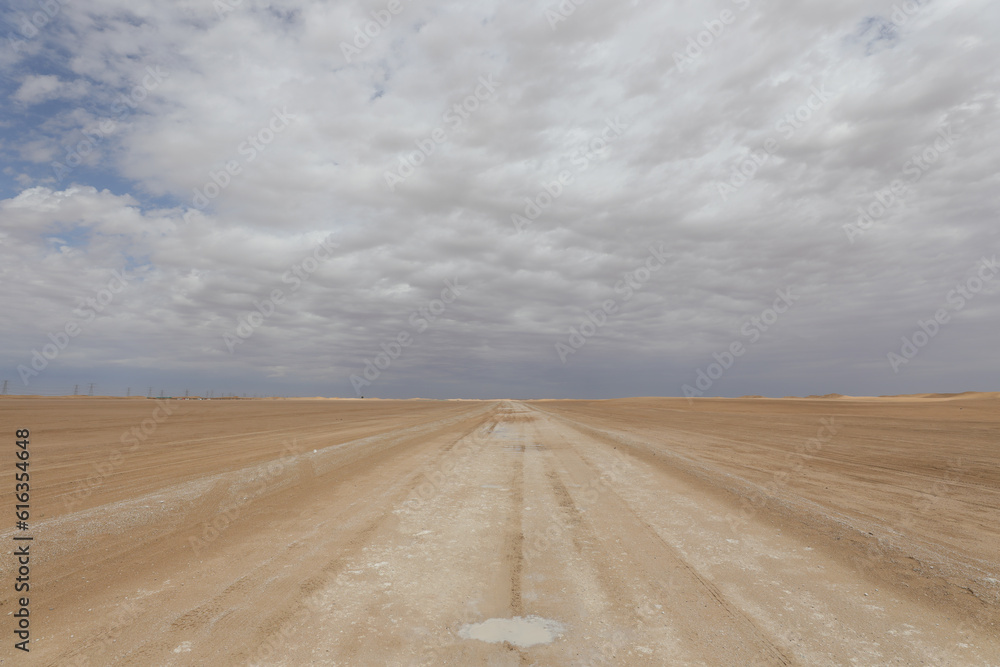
0 395 997 665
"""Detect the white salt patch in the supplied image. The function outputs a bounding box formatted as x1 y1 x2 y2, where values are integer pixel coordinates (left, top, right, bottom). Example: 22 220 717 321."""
459 616 565 648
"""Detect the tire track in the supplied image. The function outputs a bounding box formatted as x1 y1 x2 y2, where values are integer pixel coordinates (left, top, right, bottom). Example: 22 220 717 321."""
240 412 499 664
509 450 525 617
45 405 497 666
536 413 796 666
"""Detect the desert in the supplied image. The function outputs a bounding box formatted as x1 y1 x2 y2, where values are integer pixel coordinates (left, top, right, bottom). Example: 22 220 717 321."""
5 0 1000 663
1 393 997 665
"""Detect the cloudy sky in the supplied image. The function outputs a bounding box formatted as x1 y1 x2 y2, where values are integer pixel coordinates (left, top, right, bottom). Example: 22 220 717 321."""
1 0 997 399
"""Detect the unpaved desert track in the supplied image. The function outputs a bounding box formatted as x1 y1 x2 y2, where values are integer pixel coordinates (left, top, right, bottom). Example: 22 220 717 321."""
1 396 998 665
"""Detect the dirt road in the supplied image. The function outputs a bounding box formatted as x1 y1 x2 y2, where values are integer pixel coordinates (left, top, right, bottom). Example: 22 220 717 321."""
1 396 998 665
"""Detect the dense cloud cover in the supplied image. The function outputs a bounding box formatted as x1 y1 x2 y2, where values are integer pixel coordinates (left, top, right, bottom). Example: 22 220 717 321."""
1 0 997 398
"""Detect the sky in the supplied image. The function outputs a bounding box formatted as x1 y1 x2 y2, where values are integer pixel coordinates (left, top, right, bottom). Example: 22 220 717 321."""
1 0 998 399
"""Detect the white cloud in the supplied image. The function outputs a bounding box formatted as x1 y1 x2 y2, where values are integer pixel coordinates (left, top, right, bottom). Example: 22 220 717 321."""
13 74 89 105
1 0 998 397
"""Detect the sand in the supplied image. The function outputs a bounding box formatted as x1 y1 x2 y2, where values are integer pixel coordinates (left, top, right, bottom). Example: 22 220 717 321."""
0 394 997 664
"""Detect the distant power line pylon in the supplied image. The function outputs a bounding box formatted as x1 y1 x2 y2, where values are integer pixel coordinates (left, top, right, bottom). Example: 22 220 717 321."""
1 380 7 395
127 387 131 397
74 384 79 396
88 383 95 396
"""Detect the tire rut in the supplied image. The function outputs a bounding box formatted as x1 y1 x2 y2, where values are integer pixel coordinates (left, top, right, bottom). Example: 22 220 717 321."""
537 412 796 666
